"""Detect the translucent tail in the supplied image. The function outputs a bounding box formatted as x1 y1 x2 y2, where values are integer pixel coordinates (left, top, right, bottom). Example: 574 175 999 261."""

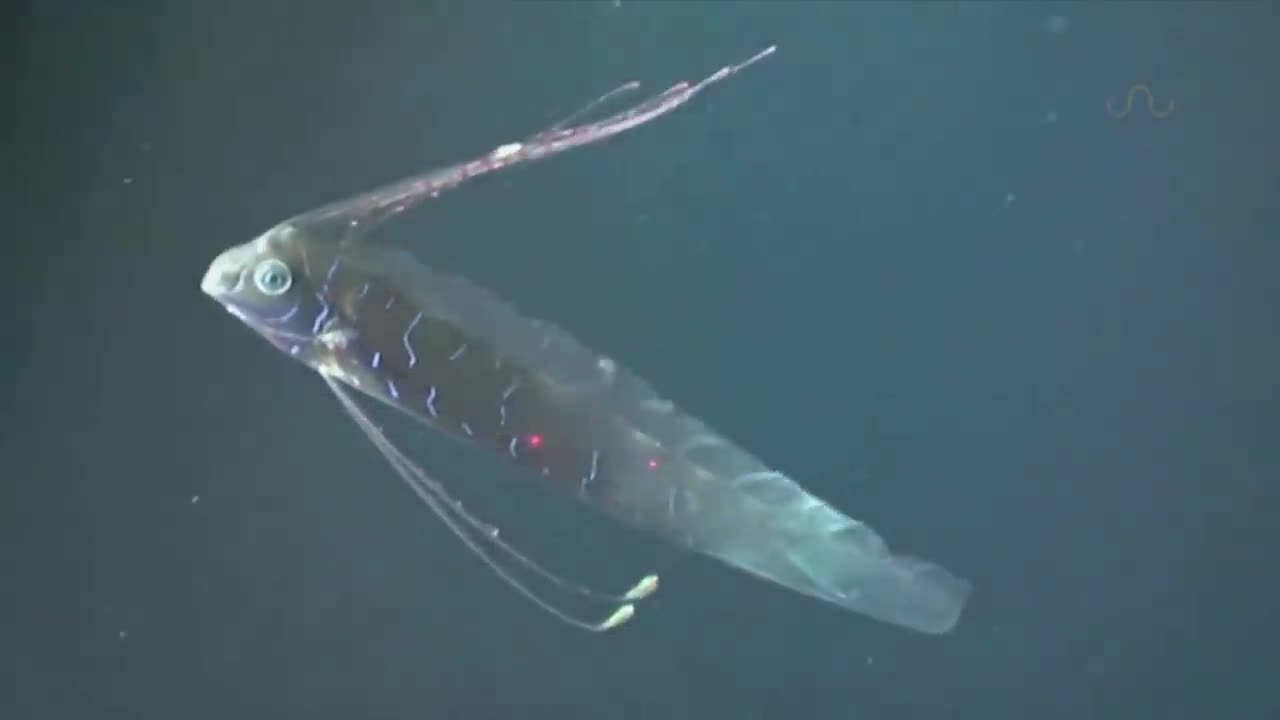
681 472 972 634
603 435 972 634
781 521 972 634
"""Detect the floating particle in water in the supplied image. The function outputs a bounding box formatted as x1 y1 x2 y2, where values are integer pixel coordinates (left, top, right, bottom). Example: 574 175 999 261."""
1044 15 1070 34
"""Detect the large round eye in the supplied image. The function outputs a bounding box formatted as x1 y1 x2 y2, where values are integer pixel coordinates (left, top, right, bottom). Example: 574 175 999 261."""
253 258 292 296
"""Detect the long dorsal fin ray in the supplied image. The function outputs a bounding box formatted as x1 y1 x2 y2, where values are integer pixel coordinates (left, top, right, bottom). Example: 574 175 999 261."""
284 46 776 243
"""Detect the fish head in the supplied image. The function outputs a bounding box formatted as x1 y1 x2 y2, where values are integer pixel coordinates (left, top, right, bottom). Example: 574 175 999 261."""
201 223 332 354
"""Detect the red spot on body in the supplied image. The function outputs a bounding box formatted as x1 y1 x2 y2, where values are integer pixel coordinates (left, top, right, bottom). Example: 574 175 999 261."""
647 458 659 469
527 434 544 449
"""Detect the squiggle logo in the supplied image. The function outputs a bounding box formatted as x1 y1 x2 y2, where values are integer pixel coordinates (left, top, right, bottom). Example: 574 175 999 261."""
1106 84 1174 119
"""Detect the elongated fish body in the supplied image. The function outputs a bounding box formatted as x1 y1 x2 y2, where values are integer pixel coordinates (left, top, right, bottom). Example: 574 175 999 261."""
201 48 972 634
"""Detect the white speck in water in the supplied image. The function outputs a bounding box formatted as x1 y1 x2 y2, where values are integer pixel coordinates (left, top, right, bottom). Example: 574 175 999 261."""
122 177 133 185
1044 15 1070 34
1004 192 1016 208
191 495 200 504
118 630 128 640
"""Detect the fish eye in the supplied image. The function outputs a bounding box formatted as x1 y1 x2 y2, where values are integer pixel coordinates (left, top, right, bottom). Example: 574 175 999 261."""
252 258 292 296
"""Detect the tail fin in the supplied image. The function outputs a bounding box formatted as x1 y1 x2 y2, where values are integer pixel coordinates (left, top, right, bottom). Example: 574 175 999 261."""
785 523 972 634
674 466 972 634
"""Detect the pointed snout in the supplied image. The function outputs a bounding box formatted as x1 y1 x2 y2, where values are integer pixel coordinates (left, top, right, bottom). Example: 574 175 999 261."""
200 247 251 299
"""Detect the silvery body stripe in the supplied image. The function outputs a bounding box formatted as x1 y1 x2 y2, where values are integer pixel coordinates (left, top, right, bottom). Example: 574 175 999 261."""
425 387 438 417
310 298 331 334
403 312 423 367
323 257 343 291
581 450 600 493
